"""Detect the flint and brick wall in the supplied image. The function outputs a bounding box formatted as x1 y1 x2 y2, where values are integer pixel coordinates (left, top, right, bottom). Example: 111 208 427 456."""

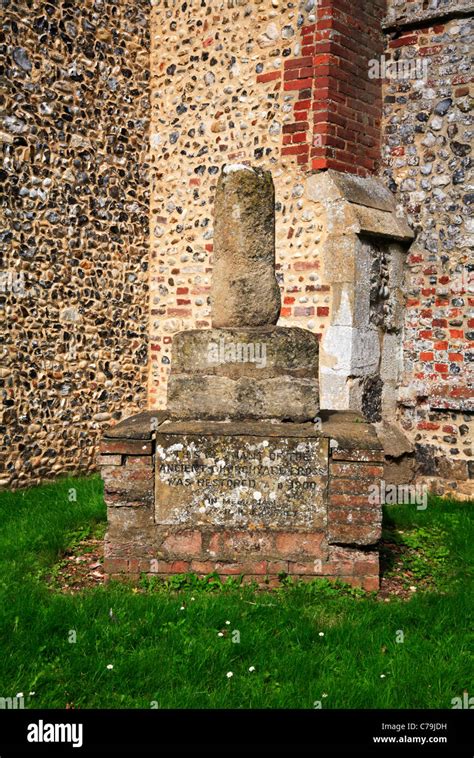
3 0 473 494
381 3 473 490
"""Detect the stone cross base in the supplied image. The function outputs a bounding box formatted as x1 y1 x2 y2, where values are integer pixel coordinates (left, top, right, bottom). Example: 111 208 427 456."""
167 326 319 421
98 410 383 591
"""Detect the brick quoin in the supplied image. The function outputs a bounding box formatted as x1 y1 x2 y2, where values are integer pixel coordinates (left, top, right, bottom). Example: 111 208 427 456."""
272 0 385 173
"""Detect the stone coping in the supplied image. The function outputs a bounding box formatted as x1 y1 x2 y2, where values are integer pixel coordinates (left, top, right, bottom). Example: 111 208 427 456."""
103 411 168 440
103 409 383 451
306 171 414 242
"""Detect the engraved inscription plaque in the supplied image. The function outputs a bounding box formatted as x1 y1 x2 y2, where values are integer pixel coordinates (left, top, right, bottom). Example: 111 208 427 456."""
155 432 328 530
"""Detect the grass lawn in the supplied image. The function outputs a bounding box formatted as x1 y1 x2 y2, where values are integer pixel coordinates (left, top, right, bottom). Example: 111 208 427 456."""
0 475 472 709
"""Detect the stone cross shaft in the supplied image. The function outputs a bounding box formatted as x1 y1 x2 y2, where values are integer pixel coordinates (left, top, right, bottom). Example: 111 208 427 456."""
166 164 319 421
211 164 281 328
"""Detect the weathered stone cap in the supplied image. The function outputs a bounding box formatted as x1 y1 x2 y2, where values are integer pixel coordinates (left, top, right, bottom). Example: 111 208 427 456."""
158 410 383 450
103 410 169 440
382 3 473 32
319 410 384 450
375 420 414 458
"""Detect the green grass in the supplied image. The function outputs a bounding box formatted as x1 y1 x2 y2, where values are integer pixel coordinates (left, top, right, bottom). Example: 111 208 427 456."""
0 475 473 709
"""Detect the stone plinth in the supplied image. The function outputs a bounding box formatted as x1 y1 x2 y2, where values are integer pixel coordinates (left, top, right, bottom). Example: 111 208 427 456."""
99 411 384 590
167 327 319 421
166 165 319 423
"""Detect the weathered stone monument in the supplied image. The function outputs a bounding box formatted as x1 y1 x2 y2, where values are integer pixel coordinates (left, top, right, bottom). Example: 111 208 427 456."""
99 165 384 589
168 165 319 422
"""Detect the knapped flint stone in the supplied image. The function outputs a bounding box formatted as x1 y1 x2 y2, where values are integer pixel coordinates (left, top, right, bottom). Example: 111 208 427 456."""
434 98 452 116
211 165 281 327
169 326 319 378
167 373 319 422
12 47 32 72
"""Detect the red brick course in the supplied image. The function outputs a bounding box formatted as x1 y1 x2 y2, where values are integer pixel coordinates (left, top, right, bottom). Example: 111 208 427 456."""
100 439 153 456
274 532 325 558
105 555 379 590
162 532 202 557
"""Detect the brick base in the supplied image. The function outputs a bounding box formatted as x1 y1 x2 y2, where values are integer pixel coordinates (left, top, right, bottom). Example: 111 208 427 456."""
99 411 384 591
104 545 379 591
